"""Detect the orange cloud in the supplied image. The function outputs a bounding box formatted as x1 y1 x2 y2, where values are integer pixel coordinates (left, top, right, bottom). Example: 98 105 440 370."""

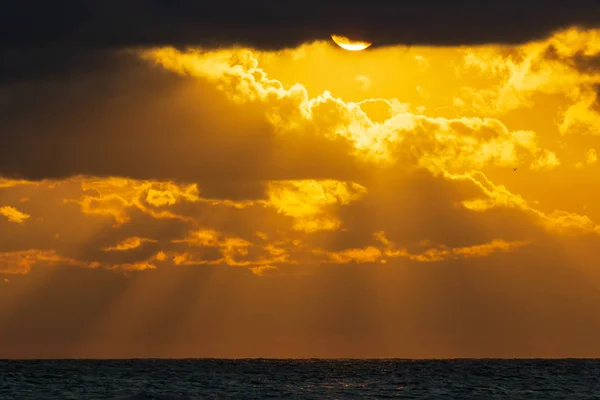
325 247 382 264
250 265 279 277
107 262 157 272
319 237 528 265
4 27 600 359
407 239 530 262
170 228 291 268
70 177 201 226
266 180 367 232
0 178 39 188
1 29 599 280
452 170 600 235
142 46 560 174
0 250 93 275
576 149 598 168
0 206 30 224
455 28 600 135
102 237 157 252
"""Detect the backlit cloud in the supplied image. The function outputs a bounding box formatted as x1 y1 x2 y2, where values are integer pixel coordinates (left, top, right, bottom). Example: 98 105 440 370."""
102 237 157 252
2 29 599 276
143 46 560 173
454 28 600 134
3 26 600 358
0 206 29 224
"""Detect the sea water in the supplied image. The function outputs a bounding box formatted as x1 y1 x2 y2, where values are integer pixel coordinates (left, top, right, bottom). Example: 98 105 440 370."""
1 359 599 399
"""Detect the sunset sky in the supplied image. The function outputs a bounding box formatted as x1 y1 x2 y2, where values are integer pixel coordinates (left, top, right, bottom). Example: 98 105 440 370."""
1 1 600 358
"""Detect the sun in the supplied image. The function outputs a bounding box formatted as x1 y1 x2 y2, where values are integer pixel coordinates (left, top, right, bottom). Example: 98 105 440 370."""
330 34 372 51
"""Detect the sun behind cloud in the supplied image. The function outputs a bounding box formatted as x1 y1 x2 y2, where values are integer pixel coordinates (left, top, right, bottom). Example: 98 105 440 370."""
2 26 600 358
331 34 372 51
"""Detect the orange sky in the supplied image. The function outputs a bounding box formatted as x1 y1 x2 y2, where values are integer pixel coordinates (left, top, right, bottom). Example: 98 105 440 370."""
1 27 600 358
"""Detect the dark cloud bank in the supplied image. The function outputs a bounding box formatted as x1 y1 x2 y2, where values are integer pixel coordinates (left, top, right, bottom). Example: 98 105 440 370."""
2 0 599 51
1 1 597 84
1 0 597 83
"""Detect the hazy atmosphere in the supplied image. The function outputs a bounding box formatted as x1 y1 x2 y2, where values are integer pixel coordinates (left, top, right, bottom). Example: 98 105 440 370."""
2 1 600 359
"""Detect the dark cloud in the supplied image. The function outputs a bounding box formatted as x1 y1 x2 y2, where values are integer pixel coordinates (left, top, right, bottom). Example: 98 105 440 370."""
2 0 598 50
0 53 366 183
0 48 120 85
543 44 600 74
330 168 545 252
0 0 598 83
572 54 600 74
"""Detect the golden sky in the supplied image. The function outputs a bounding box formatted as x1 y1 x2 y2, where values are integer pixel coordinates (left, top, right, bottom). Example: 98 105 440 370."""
1 27 600 358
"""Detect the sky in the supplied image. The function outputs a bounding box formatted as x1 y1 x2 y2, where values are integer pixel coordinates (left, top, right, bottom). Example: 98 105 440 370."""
1 1 600 359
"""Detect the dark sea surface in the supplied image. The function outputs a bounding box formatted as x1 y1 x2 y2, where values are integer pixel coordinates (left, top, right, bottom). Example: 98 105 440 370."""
1 359 600 399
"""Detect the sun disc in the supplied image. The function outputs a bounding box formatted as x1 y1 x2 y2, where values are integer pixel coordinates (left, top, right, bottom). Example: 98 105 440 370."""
331 34 372 51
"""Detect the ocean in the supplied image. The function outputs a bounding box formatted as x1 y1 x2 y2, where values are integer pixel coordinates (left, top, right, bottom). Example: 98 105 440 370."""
1 359 599 399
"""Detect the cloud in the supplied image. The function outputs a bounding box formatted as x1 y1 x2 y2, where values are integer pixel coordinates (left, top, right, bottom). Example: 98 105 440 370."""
144 46 560 174
1 41 566 190
107 260 158 272
102 237 157 252
0 178 39 188
0 249 94 275
3 41 600 253
0 1 598 85
2 44 597 275
576 148 598 168
558 89 600 135
454 28 600 134
4 20 600 359
587 149 598 164
250 265 279 277
2 35 600 279
2 1 598 52
0 53 367 184
321 234 529 264
1 162 596 278
452 171 600 235
323 246 383 264
72 177 202 226
266 180 367 232
0 206 29 224
409 239 530 262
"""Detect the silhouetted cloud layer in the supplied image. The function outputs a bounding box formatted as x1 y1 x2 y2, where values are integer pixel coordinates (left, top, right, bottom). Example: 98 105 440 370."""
2 1 599 50
1 1 599 82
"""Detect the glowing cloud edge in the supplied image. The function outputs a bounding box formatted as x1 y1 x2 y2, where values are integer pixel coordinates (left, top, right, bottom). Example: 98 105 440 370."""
330 34 372 51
